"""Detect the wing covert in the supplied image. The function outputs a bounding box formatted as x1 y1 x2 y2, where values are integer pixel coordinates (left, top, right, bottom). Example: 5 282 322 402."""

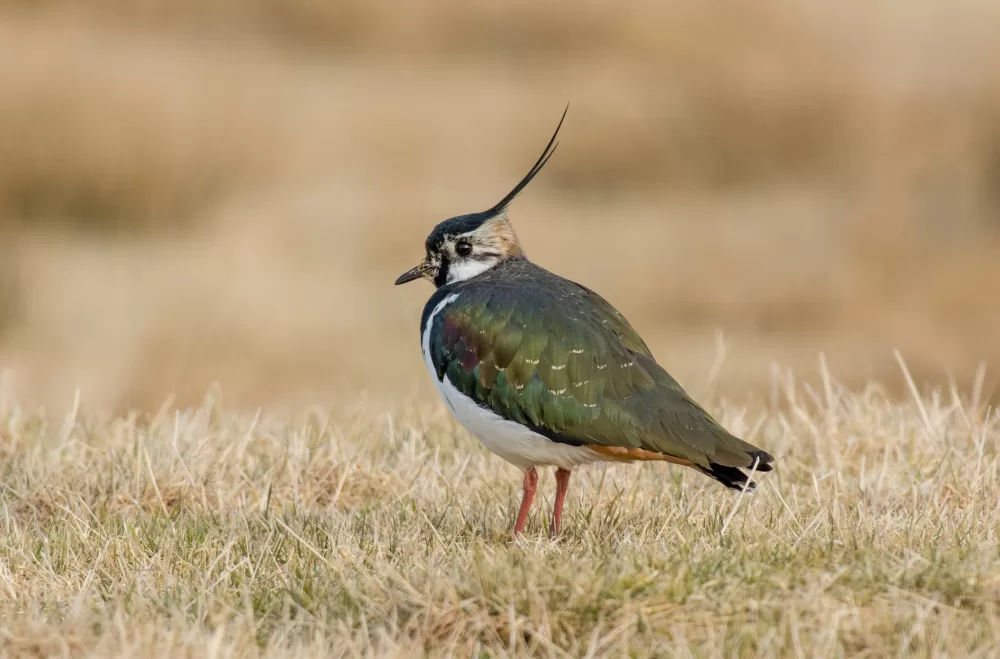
426 279 744 469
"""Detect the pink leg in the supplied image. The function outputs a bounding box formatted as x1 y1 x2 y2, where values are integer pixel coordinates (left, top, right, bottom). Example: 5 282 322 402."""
551 468 571 536
513 467 538 536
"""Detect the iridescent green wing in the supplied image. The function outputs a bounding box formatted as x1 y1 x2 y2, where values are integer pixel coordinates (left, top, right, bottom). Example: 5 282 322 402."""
428 281 760 470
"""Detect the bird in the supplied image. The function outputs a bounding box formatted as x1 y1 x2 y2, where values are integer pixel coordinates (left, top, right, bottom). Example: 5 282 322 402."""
394 109 773 537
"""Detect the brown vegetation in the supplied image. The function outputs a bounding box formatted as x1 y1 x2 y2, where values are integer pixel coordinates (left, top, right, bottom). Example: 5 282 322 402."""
2 1 999 411
3 5 1000 654
1 371 999 655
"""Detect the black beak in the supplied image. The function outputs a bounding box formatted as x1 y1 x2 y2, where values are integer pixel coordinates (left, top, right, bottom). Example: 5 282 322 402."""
394 260 431 285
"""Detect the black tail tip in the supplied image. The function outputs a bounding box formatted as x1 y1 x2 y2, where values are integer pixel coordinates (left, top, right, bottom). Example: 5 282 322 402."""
701 459 770 492
749 450 774 472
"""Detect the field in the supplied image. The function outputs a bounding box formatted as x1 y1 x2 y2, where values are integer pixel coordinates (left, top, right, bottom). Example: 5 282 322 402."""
2 364 999 656
3 1 1000 656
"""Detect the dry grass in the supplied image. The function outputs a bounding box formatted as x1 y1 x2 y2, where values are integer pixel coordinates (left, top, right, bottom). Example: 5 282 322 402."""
1 363 999 657
4 4 1000 655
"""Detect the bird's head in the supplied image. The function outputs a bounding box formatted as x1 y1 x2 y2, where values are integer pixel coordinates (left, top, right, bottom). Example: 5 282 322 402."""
394 109 566 289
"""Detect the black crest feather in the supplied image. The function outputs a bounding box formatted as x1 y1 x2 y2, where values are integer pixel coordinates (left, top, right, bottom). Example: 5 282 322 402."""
485 105 567 215
423 106 569 254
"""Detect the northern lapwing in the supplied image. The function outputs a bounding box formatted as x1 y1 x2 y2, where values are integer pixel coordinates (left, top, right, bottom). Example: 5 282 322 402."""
395 110 774 536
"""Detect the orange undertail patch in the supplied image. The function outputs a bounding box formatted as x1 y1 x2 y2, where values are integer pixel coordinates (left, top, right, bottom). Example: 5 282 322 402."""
586 445 695 466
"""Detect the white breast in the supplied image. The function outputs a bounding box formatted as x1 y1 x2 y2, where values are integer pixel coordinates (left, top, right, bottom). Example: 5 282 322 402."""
421 293 600 471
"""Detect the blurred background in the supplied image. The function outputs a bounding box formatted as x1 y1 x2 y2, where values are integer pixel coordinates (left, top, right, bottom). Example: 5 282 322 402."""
2 0 999 412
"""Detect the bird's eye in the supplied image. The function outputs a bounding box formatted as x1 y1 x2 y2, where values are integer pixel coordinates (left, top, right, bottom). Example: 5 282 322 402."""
455 241 473 257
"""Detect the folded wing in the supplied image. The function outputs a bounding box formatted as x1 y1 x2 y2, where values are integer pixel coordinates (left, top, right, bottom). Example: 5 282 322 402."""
427 277 773 485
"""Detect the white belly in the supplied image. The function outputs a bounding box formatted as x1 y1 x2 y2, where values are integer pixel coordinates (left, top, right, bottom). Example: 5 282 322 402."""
422 294 601 471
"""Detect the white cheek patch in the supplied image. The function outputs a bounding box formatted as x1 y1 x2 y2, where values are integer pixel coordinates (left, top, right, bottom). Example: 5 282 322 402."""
446 257 498 283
